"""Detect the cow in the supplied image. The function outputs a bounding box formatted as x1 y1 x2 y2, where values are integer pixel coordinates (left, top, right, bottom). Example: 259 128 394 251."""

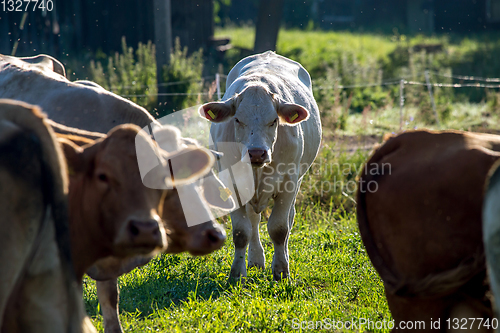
0 53 233 332
198 51 322 280
357 129 500 332
483 162 500 320
0 54 158 133
0 99 94 333
61 125 232 333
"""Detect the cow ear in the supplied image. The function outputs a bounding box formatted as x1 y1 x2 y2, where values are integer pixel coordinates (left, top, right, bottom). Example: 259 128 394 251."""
165 147 215 185
58 138 85 175
277 103 309 126
201 171 235 210
198 99 235 123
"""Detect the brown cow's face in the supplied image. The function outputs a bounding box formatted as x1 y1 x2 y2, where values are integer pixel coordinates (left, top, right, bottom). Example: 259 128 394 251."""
161 185 226 256
91 131 167 256
64 126 168 259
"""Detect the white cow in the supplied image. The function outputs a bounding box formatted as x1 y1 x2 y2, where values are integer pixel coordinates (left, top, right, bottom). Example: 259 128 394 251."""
199 51 322 280
483 161 500 319
0 54 157 133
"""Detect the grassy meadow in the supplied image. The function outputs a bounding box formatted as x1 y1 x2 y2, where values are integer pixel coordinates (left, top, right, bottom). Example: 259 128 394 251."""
81 28 500 331
83 145 388 332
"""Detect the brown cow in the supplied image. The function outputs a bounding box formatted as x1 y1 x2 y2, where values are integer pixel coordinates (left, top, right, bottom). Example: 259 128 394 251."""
357 129 500 332
61 125 232 333
59 124 218 280
0 99 94 333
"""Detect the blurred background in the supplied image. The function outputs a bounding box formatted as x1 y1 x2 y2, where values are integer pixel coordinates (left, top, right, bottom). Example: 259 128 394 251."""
2 0 500 133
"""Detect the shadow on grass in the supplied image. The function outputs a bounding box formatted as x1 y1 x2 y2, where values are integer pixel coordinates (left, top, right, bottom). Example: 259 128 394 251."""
83 253 273 319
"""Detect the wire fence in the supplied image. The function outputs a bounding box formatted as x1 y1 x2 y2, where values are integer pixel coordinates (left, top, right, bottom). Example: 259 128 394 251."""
112 70 500 130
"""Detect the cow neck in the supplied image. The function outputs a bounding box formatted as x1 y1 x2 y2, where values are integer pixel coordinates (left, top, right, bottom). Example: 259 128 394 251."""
67 174 111 281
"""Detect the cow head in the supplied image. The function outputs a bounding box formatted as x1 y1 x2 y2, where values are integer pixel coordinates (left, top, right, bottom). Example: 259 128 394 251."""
199 85 309 167
145 126 232 255
161 170 231 256
60 125 169 267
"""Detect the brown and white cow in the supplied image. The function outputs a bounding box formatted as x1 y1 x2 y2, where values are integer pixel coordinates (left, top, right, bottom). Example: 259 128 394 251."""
357 129 500 332
0 99 94 333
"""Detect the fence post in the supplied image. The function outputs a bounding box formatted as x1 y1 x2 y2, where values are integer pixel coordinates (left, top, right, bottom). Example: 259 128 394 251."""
216 73 221 101
399 79 405 131
425 70 440 127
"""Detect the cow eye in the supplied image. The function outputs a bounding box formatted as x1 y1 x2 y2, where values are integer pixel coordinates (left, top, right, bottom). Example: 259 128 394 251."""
235 118 240 124
97 173 108 182
270 118 278 126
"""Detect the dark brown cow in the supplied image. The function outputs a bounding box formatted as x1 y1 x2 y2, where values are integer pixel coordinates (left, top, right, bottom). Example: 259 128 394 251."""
0 99 94 333
357 129 500 332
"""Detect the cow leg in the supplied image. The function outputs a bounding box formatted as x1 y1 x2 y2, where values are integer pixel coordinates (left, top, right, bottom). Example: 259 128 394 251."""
247 204 264 270
96 279 123 333
268 188 297 281
230 206 252 278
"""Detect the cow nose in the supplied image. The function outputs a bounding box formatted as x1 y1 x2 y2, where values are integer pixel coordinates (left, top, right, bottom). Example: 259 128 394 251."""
128 220 162 245
247 149 269 164
203 227 226 249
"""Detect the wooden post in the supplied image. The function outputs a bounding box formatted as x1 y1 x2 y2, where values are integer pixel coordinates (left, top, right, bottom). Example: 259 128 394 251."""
399 79 404 131
216 73 221 101
154 0 172 115
425 70 440 127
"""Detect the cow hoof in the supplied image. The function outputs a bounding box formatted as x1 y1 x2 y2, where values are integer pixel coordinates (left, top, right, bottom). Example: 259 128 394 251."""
227 275 247 285
273 270 289 281
248 262 265 270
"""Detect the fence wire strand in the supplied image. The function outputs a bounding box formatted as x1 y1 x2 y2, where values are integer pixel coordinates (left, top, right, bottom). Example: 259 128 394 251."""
113 71 500 98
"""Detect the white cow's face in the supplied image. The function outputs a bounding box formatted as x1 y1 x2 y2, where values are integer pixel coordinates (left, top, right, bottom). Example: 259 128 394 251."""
233 88 278 167
199 85 310 167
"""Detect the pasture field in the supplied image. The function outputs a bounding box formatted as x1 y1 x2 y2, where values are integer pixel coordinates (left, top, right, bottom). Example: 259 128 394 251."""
82 147 393 332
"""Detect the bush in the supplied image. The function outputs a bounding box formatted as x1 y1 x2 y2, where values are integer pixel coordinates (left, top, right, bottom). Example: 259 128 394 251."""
160 38 204 117
89 37 158 111
89 37 207 118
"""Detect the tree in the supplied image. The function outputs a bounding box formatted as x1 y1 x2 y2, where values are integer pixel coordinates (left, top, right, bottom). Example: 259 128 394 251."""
253 0 284 53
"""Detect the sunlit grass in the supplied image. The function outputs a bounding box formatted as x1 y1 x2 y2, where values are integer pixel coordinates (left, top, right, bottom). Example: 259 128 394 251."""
83 202 389 332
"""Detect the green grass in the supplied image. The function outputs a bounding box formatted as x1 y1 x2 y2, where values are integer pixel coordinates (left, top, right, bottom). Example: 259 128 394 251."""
82 147 393 332
332 102 500 137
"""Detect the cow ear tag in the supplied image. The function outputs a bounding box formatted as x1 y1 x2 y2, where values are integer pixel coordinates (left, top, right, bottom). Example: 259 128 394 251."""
290 113 298 122
219 186 232 202
207 109 216 120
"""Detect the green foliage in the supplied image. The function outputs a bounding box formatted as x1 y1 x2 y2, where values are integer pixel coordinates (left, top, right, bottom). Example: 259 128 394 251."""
160 38 204 117
89 37 158 112
88 37 206 118
214 0 231 25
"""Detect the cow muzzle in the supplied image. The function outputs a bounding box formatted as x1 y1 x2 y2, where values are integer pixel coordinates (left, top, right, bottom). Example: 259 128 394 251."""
115 217 166 256
247 148 271 167
187 221 226 256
